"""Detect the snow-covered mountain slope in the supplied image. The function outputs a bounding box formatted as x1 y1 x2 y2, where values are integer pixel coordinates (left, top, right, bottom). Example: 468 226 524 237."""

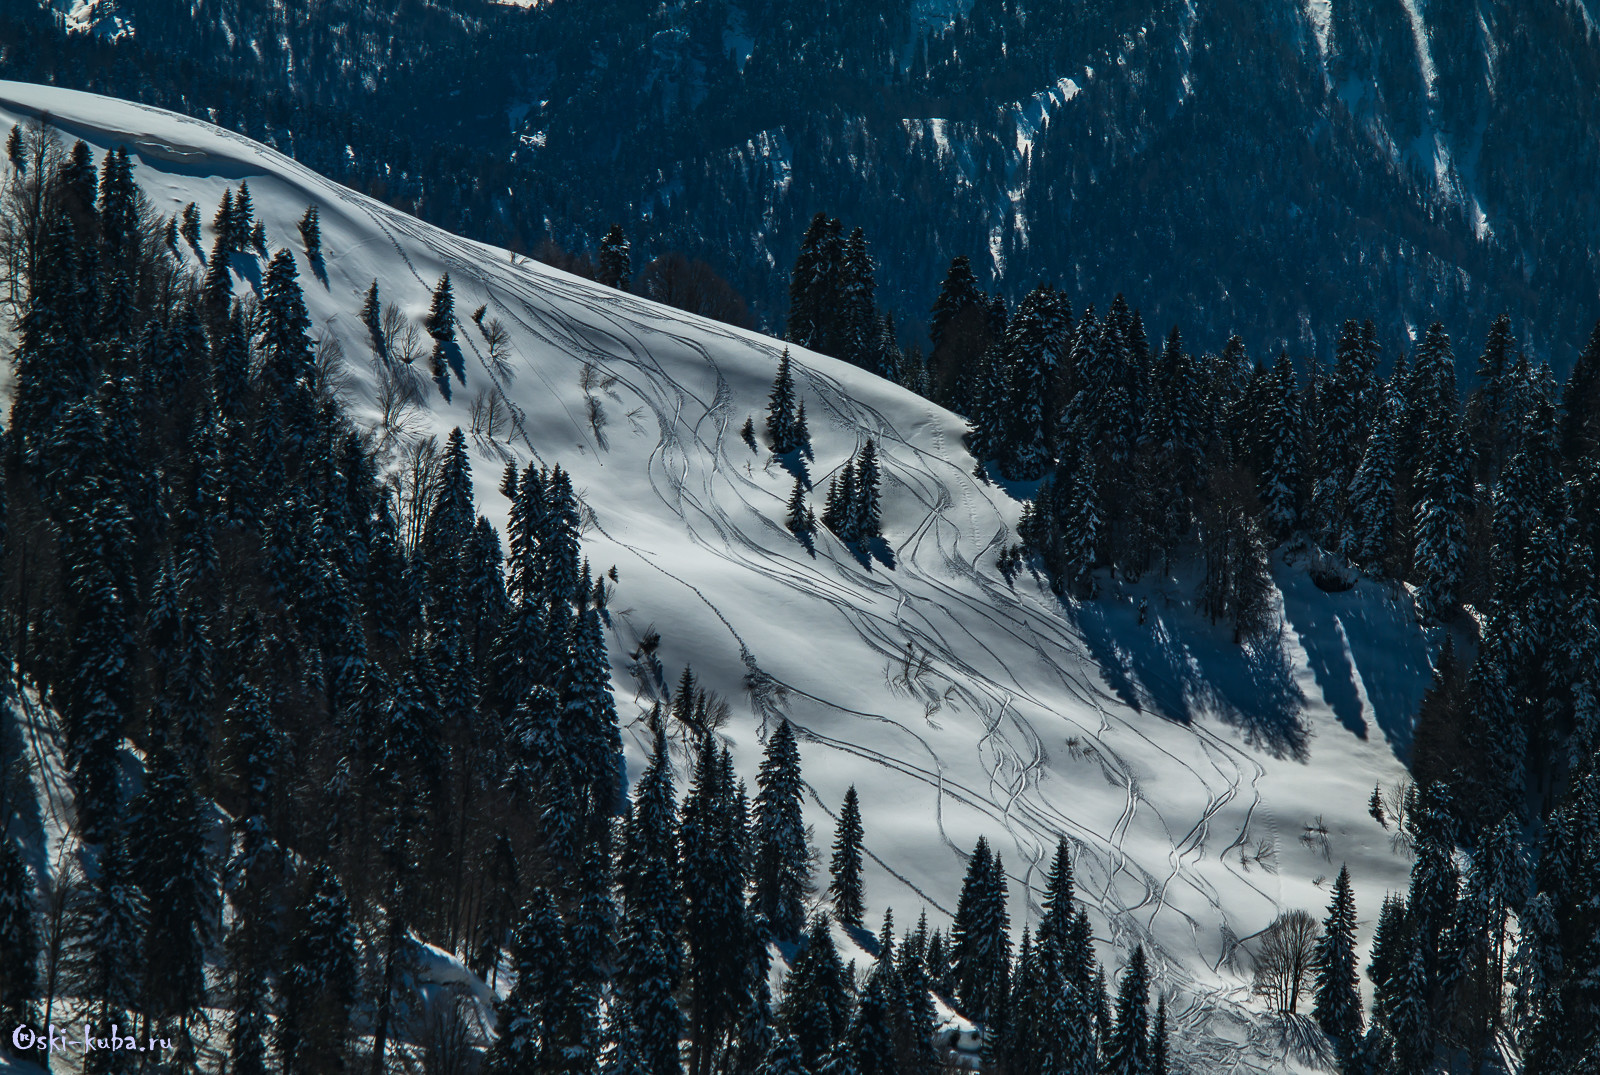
0 81 1433 1072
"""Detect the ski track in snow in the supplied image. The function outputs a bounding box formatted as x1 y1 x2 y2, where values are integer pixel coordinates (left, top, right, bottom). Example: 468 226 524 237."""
0 81 1423 1074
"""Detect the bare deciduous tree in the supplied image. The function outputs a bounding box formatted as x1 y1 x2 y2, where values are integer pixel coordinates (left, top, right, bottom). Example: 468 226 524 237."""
469 384 516 459
480 316 514 385
1252 909 1319 1013
382 302 427 368
636 251 753 328
390 434 442 553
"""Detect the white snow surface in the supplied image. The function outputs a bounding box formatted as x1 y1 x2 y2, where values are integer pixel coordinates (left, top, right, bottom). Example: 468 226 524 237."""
0 81 1434 1073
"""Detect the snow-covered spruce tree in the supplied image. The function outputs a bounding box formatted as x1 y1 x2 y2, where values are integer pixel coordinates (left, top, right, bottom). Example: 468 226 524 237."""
787 213 838 352
1468 313 1517 479
1411 413 1473 623
276 863 358 1073
1102 945 1152 1075
838 226 880 372
1344 386 1401 572
787 476 814 538
753 719 811 941
83 829 145 1072
1313 320 1367 544
0 835 37 1026
822 460 858 542
1311 864 1363 1067
1150 994 1169 1075
779 916 852 1070
231 181 256 251
767 349 800 453
212 187 237 251
1258 349 1303 540
995 284 1058 480
360 279 384 357
599 224 632 291
257 248 315 403
828 785 865 928
559 603 624 820
968 343 1009 464
297 204 321 261
130 747 215 1054
1052 448 1102 598
1453 814 1525 1065
854 439 882 540
681 741 754 1075
488 888 570 1075
1037 837 1074 949
846 967 899 1075
426 272 460 392
950 837 1011 1025
758 1032 810 1075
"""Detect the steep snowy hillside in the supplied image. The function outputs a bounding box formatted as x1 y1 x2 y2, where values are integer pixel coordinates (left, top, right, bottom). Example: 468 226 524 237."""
0 81 1433 1071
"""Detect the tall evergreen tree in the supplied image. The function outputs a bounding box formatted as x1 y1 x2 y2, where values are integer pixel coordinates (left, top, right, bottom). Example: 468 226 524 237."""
599 224 632 291
1102 945 1152 1075
1259 350 1303 539
829 786 865 928
0 836 37 1026
277 864 358 1074
951 837 1011 1024
753 719 811 941
1311 865 1363 1066
768 350 801 453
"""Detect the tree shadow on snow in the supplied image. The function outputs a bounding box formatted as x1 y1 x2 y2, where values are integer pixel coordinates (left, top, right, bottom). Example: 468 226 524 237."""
774 448 811 490
1072 592 1311 762
1275 566 1435 763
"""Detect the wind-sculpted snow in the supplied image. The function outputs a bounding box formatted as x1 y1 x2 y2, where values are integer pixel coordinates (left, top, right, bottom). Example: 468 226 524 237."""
0 81 1437 1073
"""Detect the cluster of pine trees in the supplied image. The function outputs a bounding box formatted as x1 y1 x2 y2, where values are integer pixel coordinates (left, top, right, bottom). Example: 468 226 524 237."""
0 126 621 1069
759 351 883 551
785 214 902 381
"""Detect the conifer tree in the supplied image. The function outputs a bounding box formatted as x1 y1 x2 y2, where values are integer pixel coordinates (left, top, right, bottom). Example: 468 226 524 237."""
951 837 1011 1024
855 439 882 540
131 748 214 1047
1311 865 1363 1066
1054 448 1102 598
1038 837 1074 949
780 916 852 1070
1412 413 1472 623
929 255 984 354
84 829 144 1055
361 279 384 357
1259 350 1303 539
1560 319 1600 463
839 227 881 371
0 836 37 1026
1149 994 1169 1075
232 181 256 251
1344 387 1401 571
787 477 814 538
823 460 859 542
599 224 632 291
178 200 202 246
277 864 358 1073
488 889 570 1075
258 249 314 401
788 213 836 351
753 720 811 941
213 187 237 251
767 350 800 453
297 204 321 261
1102 945 1152 1075
829 786 865 928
